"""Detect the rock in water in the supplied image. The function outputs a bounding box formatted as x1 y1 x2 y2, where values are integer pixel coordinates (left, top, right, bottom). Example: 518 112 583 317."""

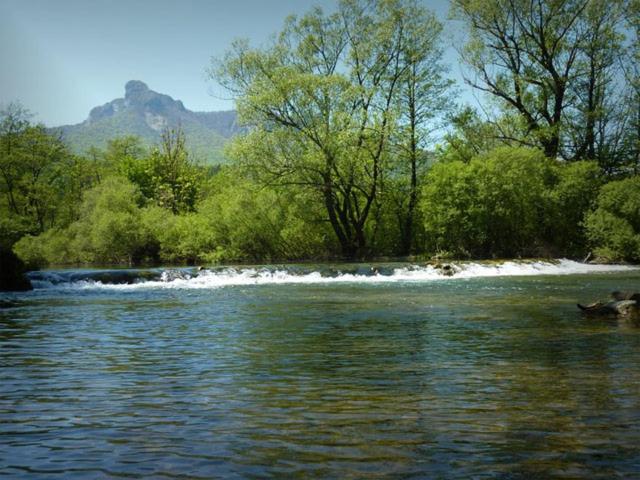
433 263 455 276
578 299 638 316
0 247 32 291
612 300 638 315
611 291 640 302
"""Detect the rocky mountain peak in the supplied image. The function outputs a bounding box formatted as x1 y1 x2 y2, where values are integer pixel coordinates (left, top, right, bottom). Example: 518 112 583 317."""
124 80 149 99
56 81 240 163
88 80 186 123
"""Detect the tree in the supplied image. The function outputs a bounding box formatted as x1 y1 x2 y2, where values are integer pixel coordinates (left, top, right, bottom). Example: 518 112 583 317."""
452 0 591 158
620 0 640 173
387 2 452 254
106 135 146 168
68 176 152 265
119 128 202 214
543 160 602 254
452 0 632 164
437 107 524 162
153 128 201 213
0 103 31 223
196 167 335 262
0 104 75 234
569 0 628 169
214 0 449 259
422 147 557 257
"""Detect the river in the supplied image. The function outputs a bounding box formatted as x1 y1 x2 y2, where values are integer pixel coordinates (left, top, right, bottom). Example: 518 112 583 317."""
1 260 639 478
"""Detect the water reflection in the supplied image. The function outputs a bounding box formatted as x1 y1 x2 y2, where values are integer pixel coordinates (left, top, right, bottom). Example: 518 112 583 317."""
1 273 639 478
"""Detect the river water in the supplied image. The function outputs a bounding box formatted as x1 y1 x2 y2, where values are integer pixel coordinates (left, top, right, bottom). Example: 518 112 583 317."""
1 260 640 479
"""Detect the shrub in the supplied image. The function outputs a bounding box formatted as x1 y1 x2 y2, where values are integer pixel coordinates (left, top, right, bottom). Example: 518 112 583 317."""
421 147 555 257
543 160 602 255
141 206 217 264
198 169 334 262
421 148 602 258
584 176 640 262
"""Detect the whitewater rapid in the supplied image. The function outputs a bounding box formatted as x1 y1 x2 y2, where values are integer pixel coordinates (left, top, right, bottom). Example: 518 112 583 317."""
26 260 639 291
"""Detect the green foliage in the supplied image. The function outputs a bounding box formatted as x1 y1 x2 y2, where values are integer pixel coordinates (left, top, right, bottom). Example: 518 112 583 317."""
214 0 451 258
78 177 153 264
14 161 336 267
544 161 602 254
16 177 155 266
104 135 146 171
118 128 202 214
4 3 640 269
198 168 335 262
1 103 96 249
422 148 552 257
0 216 32 250
13 228 74 269
436 108 524 163
421 147 600 258
141 206 216 264
451 0 635 168
584 176 640 262
1 121 75 232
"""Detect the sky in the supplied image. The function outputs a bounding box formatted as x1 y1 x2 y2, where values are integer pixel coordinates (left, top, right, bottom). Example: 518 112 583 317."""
0 0 471 126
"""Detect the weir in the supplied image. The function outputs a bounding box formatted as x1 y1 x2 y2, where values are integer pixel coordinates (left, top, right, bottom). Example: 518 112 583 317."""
26 260 639 291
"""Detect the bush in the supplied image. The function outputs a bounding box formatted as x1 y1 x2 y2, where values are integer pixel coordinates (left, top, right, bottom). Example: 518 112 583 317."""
584 176 640 262
198 169 334 262
141 206 217 264
15 177 157 266
13 229 70 269
421 147 555 257
543 160 602 255
421 147 601 258
75 177 155 264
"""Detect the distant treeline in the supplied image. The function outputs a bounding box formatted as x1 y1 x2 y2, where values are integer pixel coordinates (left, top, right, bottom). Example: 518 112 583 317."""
2 0 639 267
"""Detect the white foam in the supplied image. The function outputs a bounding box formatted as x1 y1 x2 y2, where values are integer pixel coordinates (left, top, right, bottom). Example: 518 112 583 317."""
31 260 638 291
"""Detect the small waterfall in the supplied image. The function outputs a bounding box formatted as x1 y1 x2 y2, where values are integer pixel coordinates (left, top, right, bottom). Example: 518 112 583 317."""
25 260 638 291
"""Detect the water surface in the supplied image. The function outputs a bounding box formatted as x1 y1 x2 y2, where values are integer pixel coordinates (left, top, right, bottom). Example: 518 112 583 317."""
1 262 640 478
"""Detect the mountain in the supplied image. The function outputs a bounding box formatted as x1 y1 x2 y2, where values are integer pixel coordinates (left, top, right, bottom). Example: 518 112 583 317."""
53 80 241 164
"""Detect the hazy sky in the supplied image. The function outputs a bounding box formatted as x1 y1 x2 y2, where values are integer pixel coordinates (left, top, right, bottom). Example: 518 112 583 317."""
0 0 468 126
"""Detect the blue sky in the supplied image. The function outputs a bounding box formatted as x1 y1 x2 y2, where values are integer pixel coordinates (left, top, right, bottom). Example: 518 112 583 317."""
0 0 471 126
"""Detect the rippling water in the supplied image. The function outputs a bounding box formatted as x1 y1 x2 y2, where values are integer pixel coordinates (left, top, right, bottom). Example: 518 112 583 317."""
1 262 640 479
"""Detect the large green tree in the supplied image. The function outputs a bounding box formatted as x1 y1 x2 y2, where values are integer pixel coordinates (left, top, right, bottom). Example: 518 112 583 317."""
621 0 640 173
214 0 449 258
